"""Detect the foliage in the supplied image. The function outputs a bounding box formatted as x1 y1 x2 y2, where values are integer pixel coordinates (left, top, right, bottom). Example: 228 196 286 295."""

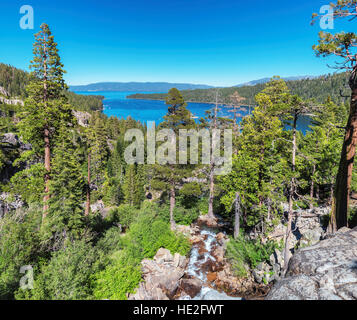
219 80 287 231
226 235 280 277
92 251 142 300
173 206 200 226
105 204 138 230
0 208 42 299
16 240 100 300
127 211 191 258
92 204 191 300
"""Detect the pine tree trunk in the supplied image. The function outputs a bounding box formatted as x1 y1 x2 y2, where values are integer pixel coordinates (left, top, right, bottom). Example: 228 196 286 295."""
329 184 334 206
169 184 176 229
310 164 316 210
208 168 215 219
43 126 50 217
85 152 91 216
208 96 219 219
331 70 357 231
234 193 240 239
283 113 297 274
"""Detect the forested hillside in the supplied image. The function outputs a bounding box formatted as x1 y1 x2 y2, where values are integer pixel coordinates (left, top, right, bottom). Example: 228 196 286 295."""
128 72 350 106
0 63 104 112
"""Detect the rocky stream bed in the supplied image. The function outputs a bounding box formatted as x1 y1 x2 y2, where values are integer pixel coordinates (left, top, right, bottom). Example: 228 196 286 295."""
129 215 269 300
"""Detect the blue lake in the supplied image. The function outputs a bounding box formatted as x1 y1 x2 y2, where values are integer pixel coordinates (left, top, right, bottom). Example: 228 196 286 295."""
74 91 217 125
74 91 311 133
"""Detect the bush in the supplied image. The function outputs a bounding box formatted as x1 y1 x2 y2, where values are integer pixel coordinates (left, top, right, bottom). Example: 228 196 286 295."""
92 251 142 300
173 206 199 226
0 208 42 299
95 226 124 256
106 205 139 230
179 182 202 209
349 207 357 228
226 235 280 278
16 240 100 300
128 214 191 258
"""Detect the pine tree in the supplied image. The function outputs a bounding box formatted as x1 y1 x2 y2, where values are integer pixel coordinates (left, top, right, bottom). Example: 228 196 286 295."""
17 24 74 219
123 164 136 206
200 90 231 220
152 88 197 229
90 112 109 193
42 126 85 249
219 99 285 234
312 1 357 230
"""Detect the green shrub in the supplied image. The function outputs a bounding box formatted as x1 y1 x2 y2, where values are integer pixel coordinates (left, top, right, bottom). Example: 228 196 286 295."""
226 235 280 278
128 214 191 258
349 207 357 228
179 182 202 209
16 240 100 300
173 206 199 226
0 208 42 299
197 198 209 215
95 226 124 255
106 205 139 229
92 251 142 300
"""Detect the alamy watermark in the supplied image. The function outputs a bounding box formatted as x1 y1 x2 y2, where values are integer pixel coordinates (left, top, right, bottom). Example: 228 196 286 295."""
19 265 34 290
19 5 34 30
319 5 334 30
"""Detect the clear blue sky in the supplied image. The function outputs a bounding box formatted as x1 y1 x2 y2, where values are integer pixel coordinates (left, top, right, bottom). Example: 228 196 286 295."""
0 0 352 86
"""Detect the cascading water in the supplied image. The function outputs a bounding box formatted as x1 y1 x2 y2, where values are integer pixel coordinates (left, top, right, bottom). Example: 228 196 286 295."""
179 226 242 300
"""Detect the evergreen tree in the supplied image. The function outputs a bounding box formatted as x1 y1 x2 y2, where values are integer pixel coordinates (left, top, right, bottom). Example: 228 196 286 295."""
219 83 286 235
312 1 357 230
17 24 74 219
123 164 145 208
152 88 196 229
89 112 109 196
43 126 85 249
200 90 231 220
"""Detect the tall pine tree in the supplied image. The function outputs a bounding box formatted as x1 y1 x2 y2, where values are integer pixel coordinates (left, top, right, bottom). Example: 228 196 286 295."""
18 24 74 219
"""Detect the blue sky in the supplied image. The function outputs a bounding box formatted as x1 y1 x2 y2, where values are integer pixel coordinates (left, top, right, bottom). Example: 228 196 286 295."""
0 0 353 86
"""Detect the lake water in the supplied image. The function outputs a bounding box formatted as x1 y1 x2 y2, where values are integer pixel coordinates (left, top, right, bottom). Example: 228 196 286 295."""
74 91 311 132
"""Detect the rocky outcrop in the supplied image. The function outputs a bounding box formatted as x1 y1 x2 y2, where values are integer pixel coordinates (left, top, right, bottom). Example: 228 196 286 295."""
266 227 357 300
0 96 24 106
268 207 330 248
251 248 284 285
0 133 31 186
0 87 24 106
129 248 188 300
73 110 91 127
197 215 219 228
0 193 24 218
0 86 8 97
1 133 31 151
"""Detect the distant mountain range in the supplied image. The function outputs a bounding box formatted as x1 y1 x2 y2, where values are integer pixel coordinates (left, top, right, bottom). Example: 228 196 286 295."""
70 77 317 93
235 76 315 87
69 82 214 92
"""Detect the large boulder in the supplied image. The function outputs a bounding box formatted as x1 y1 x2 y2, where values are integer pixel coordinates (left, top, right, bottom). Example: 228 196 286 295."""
72 110 91 127
179 278 202 298
1 133 31 151
129 248 188 300
266 227 357 300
